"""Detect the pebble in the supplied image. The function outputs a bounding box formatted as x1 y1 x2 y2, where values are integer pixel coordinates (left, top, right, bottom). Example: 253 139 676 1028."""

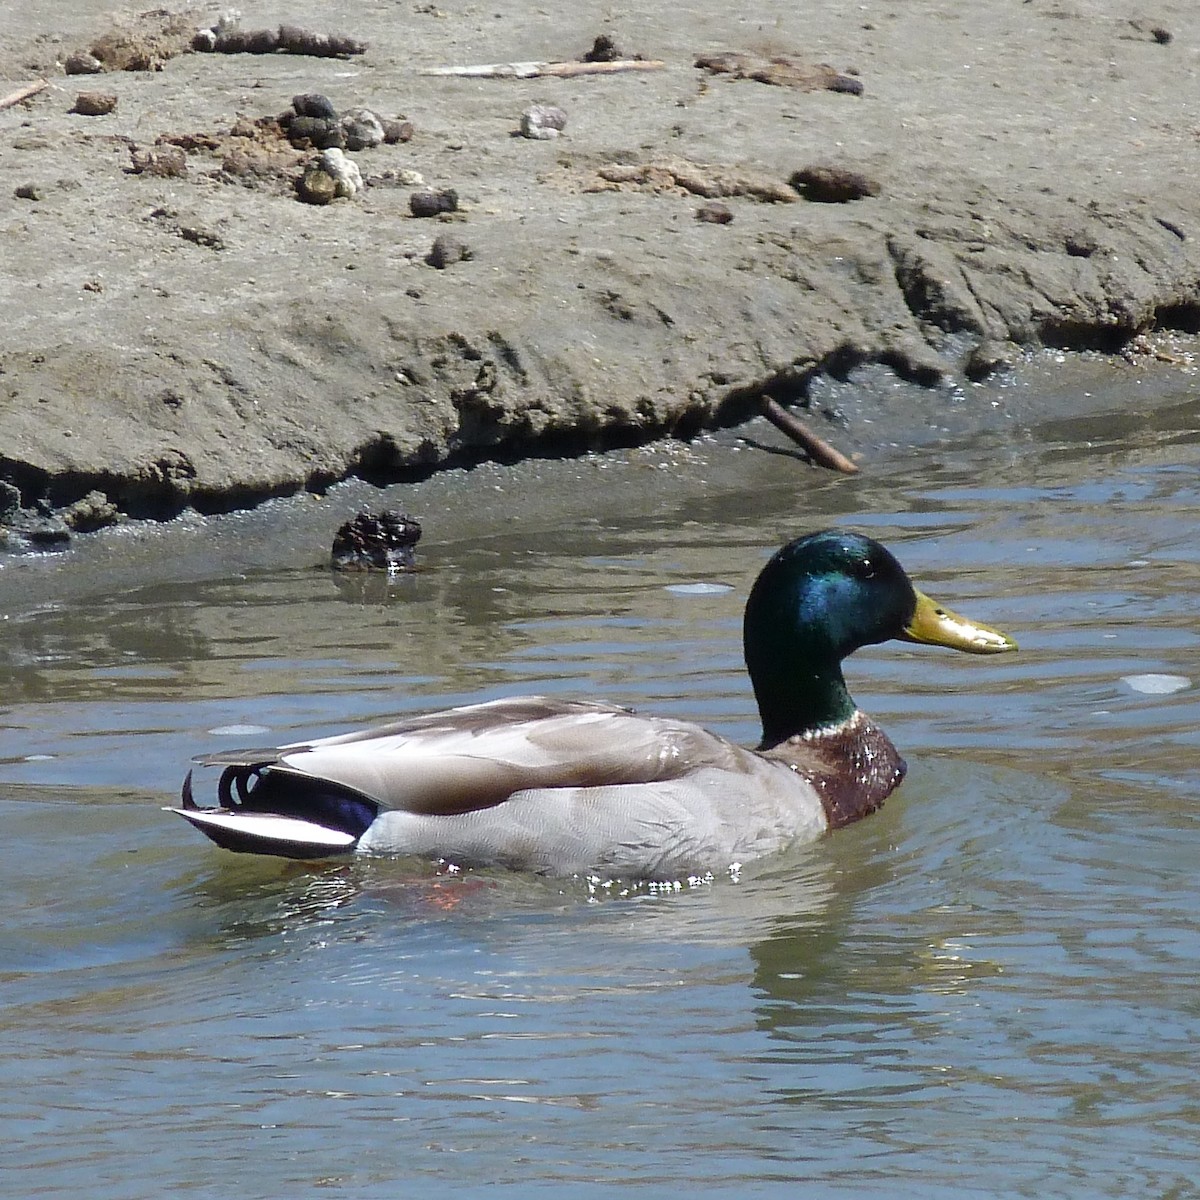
695 200 733 224
410 188 458 217
426 233 472 269
519 104 568 140
70 92 118 116
296 148 362 204
287 115 344 150
292 92 336 119
63 52 103 75
331 511 422 572
382 118 414 144
340 107 385 151
790 164 880 203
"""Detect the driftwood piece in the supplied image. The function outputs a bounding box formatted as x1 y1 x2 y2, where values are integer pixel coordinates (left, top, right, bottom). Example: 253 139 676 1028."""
0 79 49 111
421 59 663 79
759 397 859 474
196 25 367 57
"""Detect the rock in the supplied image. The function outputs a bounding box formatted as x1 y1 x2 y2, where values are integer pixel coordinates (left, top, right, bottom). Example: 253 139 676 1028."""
582 33 624 62
63 490 120 533
695 200 733 224
331 510 421 572
426 234 472 268
790 164 880 202
297 163 337 204
519 104 567 140
0 481 21 521
297 148 362 203
70 92 118 116
287 115 344 150
340 107 384 151
382 119 414 144
964 339 1015 382
410 188 458 217
14 182 43 201
64 52 103 75
292 92 336 119
129 145 188 177
321 148 362 197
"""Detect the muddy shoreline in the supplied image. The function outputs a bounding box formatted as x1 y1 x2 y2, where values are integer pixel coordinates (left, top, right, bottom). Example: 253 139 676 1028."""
1 1 1197 536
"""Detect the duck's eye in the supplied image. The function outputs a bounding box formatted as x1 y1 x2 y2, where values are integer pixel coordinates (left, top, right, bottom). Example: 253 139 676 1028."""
853 557 876 580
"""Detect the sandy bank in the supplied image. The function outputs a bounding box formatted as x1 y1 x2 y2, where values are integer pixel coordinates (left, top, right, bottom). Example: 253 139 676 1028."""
0 0 1197 532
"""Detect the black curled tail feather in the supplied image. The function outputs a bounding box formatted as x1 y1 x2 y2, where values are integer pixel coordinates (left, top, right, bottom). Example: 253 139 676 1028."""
190 763 380 842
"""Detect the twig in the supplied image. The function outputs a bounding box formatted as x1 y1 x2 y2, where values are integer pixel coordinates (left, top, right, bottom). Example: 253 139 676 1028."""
0 79 49 111
759 396 859 474
421 59 664 78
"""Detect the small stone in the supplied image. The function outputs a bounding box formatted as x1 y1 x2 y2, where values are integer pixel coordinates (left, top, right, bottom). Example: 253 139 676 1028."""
297 162 337 204
519 104 567 140
583 33 624 62
382 118 414 144
320 148 362 197
0 482 21 521
292 92 336 119
63 490 119 533
789 164 880 203
14 182 43 200
64 52 103 75
695 200 733 224
409 188 458 217
287 115 344 150
340 107 385 151
331 510 422 572
1151 26 1172 44
827 75 864 95
129 144 188 178
964 339 1014 382
70 92 118 116
426 233 472 268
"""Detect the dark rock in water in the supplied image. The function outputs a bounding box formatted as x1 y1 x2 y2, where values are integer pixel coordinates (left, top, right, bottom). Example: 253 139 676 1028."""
63 489 120 533
5 508 71 548
331 511 422 572
964 339 1015 382
293 92 337 119
0 481 21 521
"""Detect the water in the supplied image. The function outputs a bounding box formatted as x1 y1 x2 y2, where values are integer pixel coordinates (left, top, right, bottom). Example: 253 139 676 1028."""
0 364 1197 1199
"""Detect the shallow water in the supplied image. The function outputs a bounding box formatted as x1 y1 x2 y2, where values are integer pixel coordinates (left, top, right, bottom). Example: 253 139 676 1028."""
0 363 1197 1199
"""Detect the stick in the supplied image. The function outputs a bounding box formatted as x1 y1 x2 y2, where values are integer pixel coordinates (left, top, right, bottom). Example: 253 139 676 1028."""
759 396 859 474
0 79 49 111
421 59 664 79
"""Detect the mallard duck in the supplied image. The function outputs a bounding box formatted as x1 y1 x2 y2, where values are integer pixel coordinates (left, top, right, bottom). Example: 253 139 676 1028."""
171 529 1016 875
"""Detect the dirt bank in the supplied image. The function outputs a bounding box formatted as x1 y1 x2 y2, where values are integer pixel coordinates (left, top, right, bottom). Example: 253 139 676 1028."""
0 0 1197 532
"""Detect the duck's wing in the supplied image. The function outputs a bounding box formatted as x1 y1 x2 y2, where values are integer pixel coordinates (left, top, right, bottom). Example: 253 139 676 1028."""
172 697 744 859
204 697 723 811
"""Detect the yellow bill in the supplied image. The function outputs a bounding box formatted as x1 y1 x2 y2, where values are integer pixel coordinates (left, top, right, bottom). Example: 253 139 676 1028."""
902 589 1017 654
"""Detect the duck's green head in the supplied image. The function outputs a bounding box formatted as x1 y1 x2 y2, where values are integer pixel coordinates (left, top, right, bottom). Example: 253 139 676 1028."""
743 530 1016 747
